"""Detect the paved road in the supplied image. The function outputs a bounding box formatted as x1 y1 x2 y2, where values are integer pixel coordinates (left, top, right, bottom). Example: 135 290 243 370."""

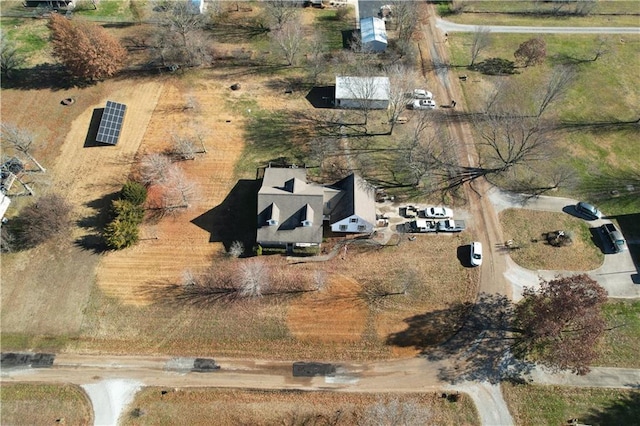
436 17 640 34
488 187 640 300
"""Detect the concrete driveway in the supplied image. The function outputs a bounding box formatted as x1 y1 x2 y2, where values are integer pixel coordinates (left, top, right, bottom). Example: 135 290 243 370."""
436 17 640 34
488 187 640 299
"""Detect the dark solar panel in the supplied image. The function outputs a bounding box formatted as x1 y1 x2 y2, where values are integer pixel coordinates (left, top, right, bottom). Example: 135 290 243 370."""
96 101 127 145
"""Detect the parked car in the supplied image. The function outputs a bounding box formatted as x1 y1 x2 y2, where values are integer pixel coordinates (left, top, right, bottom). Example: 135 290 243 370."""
409 99 436 110
575 201 602 220
470 241 483 266
437 219 466 232
412 89 433 100
601 223 627 253
422 206 453 219
406 219 438 233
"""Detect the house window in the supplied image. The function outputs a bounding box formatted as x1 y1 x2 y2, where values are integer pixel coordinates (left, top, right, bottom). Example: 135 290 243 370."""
350 218 358 223
357 225 366 231
339 225 348 231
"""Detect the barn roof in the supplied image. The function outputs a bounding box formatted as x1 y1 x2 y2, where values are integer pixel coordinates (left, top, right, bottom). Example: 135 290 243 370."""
360 17 387 45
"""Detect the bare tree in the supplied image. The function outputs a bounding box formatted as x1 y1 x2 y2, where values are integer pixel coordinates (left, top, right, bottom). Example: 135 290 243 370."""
536 65 575 117
306 33 327 84
160 166 198 210
390 1 419 44
0 123 46 172
153 2 210 67
385 63 417 134
1 30 26 80
590 36 609 62
171 133 198 160
263 0 299 30
228 240 244 258
270 19 304 66
14 194 72 248
239 259 270 298
469 26 491 67
139 153 172 185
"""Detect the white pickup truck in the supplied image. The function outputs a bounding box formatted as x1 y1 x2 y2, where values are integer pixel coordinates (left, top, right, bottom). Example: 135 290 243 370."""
437 219 466 233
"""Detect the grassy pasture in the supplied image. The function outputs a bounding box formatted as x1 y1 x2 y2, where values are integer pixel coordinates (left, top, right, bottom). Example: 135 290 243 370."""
0 383 93 425
441 0 640 26
597 300 640 368
123 387 479 426
449 32 640 216
502 383 640 426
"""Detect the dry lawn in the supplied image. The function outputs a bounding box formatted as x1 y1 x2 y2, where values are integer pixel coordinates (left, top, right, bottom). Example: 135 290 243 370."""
0 383 93 425
499 208 604 270
502 383 640 426
122 387 479 426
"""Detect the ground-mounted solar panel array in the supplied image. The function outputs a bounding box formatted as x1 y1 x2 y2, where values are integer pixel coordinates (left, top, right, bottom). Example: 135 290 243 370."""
96 101 127 145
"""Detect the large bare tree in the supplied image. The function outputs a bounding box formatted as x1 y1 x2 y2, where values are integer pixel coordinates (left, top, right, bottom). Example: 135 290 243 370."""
152 2 209 67
536 65 575 117
269 19 303 66
469 26 491 67
263 0 300 30
0 123 46 172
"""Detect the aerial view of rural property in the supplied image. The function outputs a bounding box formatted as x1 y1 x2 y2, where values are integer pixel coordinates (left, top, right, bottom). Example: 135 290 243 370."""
1 0 639 424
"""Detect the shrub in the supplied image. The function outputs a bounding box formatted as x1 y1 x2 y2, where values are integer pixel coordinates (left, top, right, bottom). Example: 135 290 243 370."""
103 218 139 249
14 194 72 248
121 181 147 206
111 199 145 225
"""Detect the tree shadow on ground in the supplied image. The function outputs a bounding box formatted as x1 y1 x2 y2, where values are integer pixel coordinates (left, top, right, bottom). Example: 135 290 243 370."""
243 110 319 164
75 191 120 253
0 64 92 91
191 179 260 252
554 117 639 134
585 390 640 425
387 292 534 384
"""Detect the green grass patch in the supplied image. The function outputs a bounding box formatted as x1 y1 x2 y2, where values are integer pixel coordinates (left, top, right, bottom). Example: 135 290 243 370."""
232 102 313 179
74 0 132 18
502 382 640 426
597 300 640 368
442 1 640 27
0 384 93 426
451 32 640 215
313 9 353 51
499 209 604 270
0 333 75 352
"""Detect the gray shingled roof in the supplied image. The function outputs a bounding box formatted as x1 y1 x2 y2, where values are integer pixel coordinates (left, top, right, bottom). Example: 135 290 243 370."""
326 173 376 225
257 167 324 245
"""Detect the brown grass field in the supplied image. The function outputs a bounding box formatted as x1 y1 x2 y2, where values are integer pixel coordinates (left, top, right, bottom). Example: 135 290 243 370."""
0 383 93 425
499 208 604 270
1 5 477 362
122 387 479 426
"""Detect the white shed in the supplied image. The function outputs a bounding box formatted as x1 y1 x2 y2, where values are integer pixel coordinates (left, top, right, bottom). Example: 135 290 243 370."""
335 76 390 110
360 17 387 52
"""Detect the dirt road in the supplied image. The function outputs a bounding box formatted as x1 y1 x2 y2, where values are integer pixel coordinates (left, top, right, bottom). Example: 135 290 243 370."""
420 6 510 298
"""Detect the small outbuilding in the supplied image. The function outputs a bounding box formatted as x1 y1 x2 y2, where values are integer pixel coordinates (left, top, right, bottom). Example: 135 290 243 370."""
359 17 387 52
334 76 390 110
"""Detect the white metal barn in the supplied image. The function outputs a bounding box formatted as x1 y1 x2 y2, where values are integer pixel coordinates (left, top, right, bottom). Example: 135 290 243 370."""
360 17 387 52
334 76 390 110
